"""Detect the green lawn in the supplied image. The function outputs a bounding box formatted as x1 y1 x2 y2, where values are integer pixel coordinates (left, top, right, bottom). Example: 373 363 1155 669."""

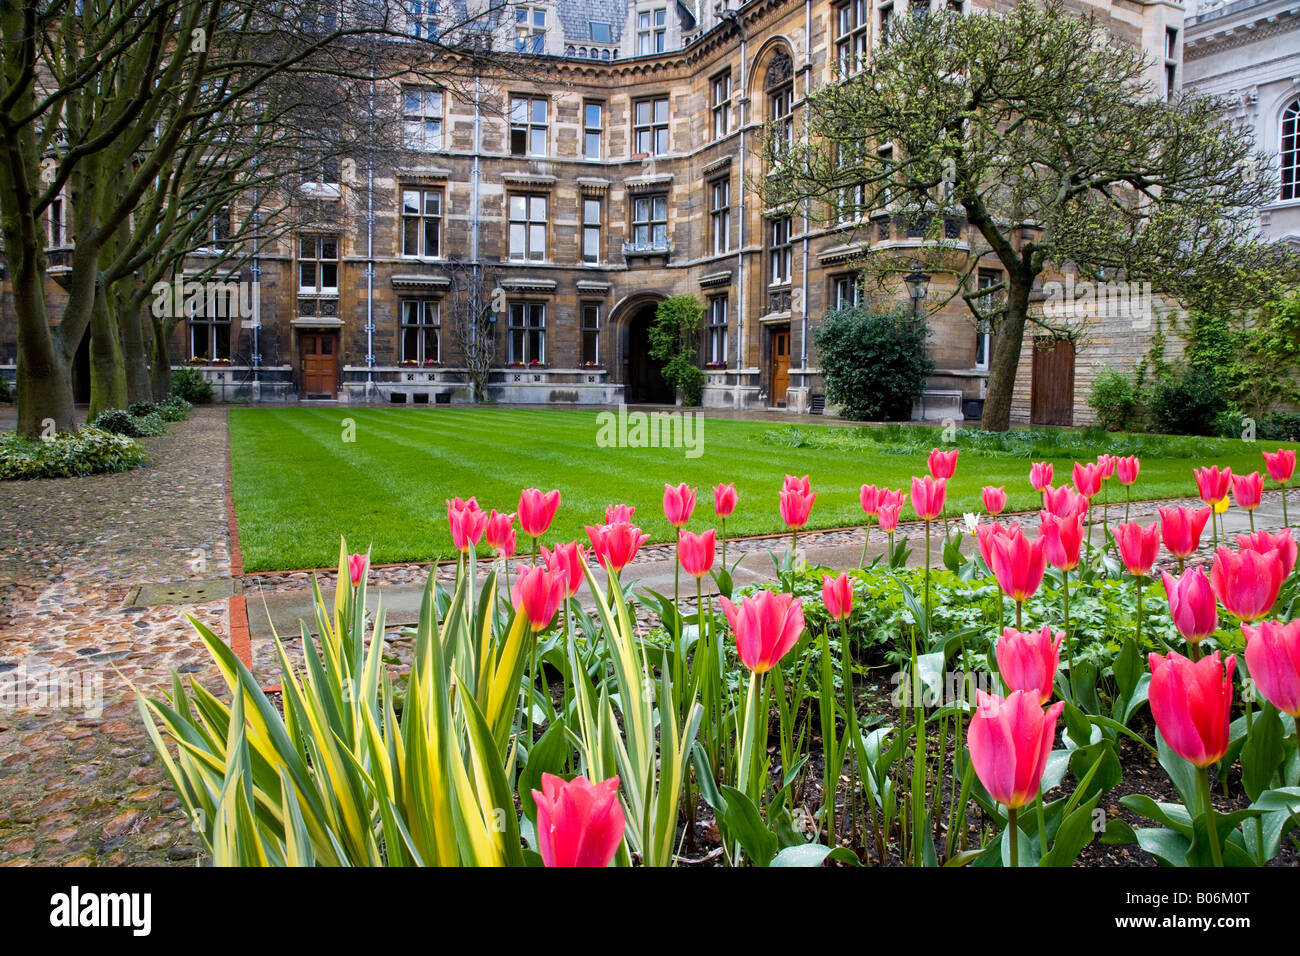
228 407 1294 571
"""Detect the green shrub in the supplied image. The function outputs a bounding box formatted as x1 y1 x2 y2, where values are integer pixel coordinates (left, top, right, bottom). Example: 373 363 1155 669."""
649 295 705 406
0 378 13 403
171 367 213 404
1087 369 1142 431
1259 412 1300 442
90 408 167 437
128 399 157 417
156 396 192 422
1148 366 1227 437
0 426 147 479
813 307 933 421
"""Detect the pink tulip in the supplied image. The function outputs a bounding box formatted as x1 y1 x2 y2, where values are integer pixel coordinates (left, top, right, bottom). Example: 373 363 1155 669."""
713 483 738 519
1147 651 1235 768
1161 568 1218 643
928 447 959 480
911 475 946 522
1029 461 1053 492
1039 511 1083 571
1158 506 1211 560
780 487 816 530
1114 521 1160 577
1237 528 1298 579
663 483 697 528
512 563 567 630
542 541 588 598
485 509 517 557
996 626 1063 705
968 690 1065 810
1263 449 1296 484
1211 546 1285 622
1072 461 1103 498
678 529 716 579
604 503 636 524
447 497 488 552
982 485 1007 517
877 502 903 533
531 773 625 868
1243 620 1300 717
1232 471 1264 512
348 553 368 587
783 474 812 495
822 572 853 622
989 530 1048 602
1115 455 1140 486
860 484 881 516
878 487 908 512
1041 484 1089 519
518 488 562 540
719 589 805 675
976 521 1021 569
1096 454 1116 480
585 521 649 573
1193 466 1233 507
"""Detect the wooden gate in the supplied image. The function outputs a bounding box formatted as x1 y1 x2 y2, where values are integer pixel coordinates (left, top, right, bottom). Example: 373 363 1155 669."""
1030 337 1075 426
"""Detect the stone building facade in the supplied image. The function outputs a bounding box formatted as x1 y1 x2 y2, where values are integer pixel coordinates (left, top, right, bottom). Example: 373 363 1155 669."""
0 0 1187 424
1184 0 1300 247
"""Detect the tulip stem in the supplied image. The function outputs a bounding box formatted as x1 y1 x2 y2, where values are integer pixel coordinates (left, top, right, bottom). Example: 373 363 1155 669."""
1135 577 1144 650
738 670 763 805
1249 509 1256 532
1198 766 1224 867
1283 485 1290 529
1007 807 1019 867
924 520 933 635
1036 794 1047 859
859 520 870 570
1124 485 1131 524
1015 599 1022 631
721 517 727 568
1062 569 1073 697
673 528 683 712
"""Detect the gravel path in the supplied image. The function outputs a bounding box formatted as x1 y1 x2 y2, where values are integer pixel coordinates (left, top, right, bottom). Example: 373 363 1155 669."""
0 407 231 866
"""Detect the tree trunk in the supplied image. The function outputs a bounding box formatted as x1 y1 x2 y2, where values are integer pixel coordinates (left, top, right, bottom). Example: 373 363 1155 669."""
120 290 152 405
11 251 77 437
87 279 128 419
150 315 175 400
980 280 1033 432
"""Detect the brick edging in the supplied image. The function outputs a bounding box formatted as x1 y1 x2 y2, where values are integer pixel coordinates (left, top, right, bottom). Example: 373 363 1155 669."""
223 407 252 669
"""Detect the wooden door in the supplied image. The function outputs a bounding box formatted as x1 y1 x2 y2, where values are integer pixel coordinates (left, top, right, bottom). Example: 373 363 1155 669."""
770 328 791 407
300 331 338 397
1030 336 1075 426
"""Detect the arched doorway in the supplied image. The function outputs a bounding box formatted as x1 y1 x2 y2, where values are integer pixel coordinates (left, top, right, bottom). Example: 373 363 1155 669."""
624 303 673 404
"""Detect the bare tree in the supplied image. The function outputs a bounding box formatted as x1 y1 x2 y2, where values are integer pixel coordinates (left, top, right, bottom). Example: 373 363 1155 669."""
443 258 500 403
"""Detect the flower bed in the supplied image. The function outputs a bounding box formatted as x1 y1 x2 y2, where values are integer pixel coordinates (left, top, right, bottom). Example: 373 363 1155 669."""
144 451 1300 867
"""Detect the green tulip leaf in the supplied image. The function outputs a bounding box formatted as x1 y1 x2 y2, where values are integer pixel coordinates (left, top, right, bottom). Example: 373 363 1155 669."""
1241 704 1286 801
1133 826 1190 866
1121 794 1194 837
1155 730 1200 811
1000 821 1040 868
1040 792 1101 867
718 785 777 867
